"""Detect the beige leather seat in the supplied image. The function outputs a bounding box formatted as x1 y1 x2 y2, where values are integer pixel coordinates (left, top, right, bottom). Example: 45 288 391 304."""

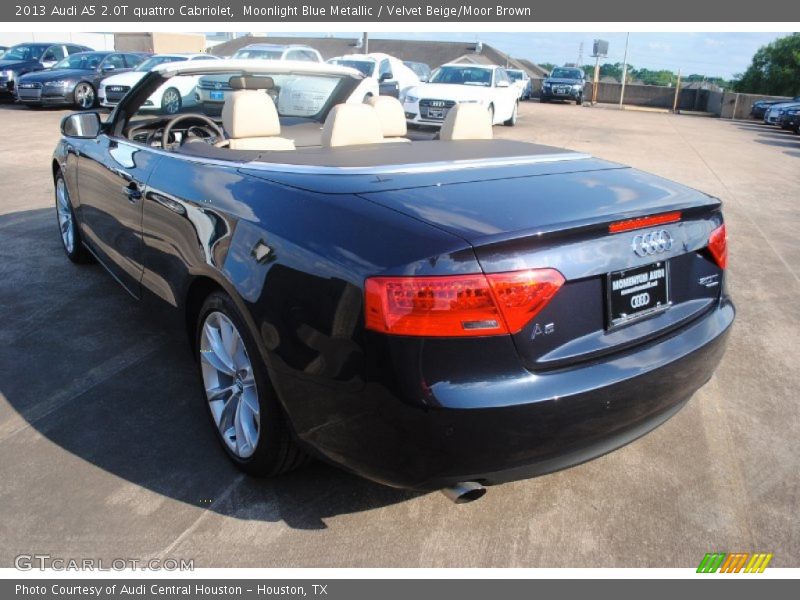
366 96 410 142
321 103 383 148
439 103 493 141
220 90 295 151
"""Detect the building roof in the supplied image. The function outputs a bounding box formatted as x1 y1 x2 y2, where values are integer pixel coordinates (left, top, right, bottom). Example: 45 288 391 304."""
209 36 549 80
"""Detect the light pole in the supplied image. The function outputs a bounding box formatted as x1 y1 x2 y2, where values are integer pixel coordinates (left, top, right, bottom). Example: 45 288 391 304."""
619 32 630 109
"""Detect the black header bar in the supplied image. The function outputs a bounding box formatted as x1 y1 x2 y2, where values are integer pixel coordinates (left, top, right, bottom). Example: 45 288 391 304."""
3 0 798 22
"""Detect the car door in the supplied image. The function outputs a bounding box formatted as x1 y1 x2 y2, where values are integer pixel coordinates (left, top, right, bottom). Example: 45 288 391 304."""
40 45 65 69
377 59 399 97
493 69 516 120
93 53 127 86
76 131 161 297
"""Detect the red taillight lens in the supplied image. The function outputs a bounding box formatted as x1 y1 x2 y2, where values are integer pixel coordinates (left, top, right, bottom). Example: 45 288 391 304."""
365 269 565 337
609 211 681 233
708 223 728 269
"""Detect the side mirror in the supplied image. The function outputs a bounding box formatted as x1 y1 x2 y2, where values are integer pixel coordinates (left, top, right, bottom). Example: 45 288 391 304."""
379 71 393 82
41 60 57 68
496 80 510 88
102 64 116 72
61 112 102 138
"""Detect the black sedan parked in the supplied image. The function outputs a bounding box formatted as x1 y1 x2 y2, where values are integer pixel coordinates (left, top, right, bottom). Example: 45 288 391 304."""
16 51 147 109
541 66 586 104
777 104 800 131
51 61 734 501
1 42 92 100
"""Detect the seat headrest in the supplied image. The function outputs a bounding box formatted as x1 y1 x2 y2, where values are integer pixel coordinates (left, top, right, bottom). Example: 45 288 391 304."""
366 95 407 138
222 90 281 139
439 103 493 141
321 104 384 148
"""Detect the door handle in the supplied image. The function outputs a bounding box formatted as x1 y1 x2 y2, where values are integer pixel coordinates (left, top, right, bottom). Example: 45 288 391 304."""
123 182 142 202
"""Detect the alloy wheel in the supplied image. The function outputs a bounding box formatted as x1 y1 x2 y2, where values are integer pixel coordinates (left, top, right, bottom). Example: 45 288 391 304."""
162 88 181 115
55 177 75 254
200 311 260 459
74 83 95 109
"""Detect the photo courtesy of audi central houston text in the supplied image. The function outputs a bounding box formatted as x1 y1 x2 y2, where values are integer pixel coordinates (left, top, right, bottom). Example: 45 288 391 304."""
46 56 733 500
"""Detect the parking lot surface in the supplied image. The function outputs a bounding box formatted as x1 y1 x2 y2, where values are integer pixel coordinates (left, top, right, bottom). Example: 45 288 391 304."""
0 101 798 567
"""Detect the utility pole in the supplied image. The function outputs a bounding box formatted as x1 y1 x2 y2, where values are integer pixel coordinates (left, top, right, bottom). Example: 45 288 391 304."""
362 32 368 54
619 32 630 109
577 42 584 69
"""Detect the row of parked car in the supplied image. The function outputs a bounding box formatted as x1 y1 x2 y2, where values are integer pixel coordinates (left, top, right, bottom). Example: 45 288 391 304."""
750 96 800 134
0 40 537 129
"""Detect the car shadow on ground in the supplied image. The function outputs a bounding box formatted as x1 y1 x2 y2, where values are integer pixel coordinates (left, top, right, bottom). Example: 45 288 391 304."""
0 208 420 530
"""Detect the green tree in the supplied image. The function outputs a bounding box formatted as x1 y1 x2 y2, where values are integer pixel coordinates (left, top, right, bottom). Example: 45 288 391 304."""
735 33 800 95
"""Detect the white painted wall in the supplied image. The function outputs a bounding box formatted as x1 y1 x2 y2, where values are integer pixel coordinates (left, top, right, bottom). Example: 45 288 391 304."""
0 32 115 50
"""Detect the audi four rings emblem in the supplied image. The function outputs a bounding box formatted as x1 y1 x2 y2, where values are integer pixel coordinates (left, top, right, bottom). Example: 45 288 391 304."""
632 230 673 257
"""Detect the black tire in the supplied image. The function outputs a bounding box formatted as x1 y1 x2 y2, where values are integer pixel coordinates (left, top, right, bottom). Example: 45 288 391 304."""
504 102 518 126
54 171 92 264
196 291 308 477
576 95 583 106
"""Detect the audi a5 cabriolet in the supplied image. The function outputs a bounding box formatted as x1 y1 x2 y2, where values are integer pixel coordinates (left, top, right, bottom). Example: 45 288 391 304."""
52 60 734 502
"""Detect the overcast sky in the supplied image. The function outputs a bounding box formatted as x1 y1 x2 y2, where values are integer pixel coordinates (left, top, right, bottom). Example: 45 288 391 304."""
278 32 789 79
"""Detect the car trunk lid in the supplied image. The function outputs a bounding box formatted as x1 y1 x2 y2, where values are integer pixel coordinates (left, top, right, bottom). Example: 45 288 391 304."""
357 165 724 369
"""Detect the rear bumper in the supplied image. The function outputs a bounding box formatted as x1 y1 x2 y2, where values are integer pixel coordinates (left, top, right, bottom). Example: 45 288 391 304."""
275 297 734 491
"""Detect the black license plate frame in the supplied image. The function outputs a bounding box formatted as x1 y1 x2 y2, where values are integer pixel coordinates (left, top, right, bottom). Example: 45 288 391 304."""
606 260 670 328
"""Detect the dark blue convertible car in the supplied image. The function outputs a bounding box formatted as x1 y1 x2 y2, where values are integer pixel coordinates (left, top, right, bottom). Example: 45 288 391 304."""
52 61 733 502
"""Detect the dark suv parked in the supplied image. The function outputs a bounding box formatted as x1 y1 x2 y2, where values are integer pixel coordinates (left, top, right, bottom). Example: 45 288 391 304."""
541 67 586 105
0 43 92 100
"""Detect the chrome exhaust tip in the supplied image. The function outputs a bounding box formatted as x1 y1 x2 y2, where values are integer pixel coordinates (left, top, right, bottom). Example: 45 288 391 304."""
441 481 486 504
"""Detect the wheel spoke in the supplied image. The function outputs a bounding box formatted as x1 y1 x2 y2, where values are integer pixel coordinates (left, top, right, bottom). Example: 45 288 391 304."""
203 324 236 375
200 347 234 376
206 383 236 401
218 319 239 366
218 391 239 433
241 387 259 418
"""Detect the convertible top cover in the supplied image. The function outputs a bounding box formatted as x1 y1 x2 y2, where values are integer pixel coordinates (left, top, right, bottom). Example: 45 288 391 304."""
179 139 589 169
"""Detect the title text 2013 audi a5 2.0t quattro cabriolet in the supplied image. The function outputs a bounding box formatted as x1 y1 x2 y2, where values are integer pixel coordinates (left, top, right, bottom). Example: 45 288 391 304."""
52 60 733 502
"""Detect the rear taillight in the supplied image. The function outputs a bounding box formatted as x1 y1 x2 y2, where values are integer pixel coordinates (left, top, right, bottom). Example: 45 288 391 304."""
708 223 728 269
365 269 564 337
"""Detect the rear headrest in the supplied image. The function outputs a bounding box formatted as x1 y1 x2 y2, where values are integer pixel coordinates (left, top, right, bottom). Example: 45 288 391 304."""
366 95 407 138
222 90 281 139
321 104 383 148
439 103 493 141
229 75 275 90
